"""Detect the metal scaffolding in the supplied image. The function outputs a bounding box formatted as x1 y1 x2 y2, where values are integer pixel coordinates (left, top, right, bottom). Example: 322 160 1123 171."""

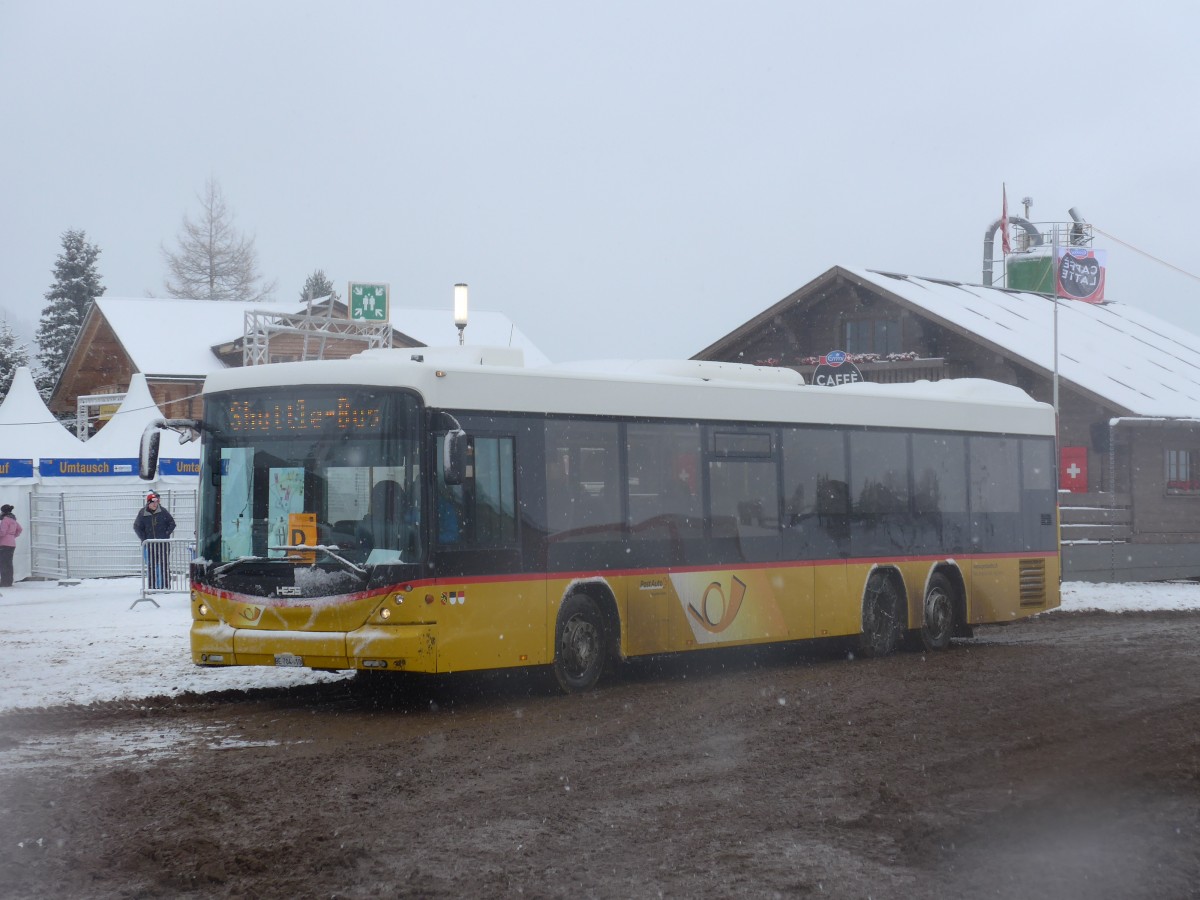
242 299 392 366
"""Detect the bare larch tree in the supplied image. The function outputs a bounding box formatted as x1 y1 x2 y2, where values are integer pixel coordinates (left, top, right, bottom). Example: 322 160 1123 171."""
162 178 275 301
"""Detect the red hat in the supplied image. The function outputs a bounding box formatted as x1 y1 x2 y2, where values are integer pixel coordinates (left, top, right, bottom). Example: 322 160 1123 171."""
146 492 160 502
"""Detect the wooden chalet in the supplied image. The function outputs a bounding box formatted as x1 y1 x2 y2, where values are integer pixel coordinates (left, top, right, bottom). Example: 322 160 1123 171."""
51 297 409 428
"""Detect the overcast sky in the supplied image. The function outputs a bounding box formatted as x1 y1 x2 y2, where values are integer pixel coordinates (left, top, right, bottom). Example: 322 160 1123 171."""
2 1 1197 364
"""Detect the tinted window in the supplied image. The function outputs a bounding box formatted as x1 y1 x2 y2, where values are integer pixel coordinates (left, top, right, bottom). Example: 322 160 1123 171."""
626 423 702 566
709 435 780 563
781 427 848 559
849 430 911 555
545 420 622 542
435 434 517 548
912 432 968 553
970 436 1020 549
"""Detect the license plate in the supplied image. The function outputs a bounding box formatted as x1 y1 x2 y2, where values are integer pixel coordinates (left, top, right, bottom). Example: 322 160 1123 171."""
274 653 304 668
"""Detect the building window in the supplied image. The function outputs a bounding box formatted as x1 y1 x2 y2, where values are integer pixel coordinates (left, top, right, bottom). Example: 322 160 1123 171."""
843 317 902 355
1165 449 1200 495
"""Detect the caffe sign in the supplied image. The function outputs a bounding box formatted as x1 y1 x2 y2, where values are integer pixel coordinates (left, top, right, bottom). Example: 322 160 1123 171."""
1056 248 1107 303
813 350 864 386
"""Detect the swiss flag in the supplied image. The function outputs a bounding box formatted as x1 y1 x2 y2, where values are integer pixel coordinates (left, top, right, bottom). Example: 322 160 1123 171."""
1060 446 1088 494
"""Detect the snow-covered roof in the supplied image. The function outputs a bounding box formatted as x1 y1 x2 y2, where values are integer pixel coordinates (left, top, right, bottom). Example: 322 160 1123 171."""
95 297 258 376
844 267 1200 418
93 296 549 376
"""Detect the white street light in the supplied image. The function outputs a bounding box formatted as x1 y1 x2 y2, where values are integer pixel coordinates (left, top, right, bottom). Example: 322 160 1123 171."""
453 283 468 345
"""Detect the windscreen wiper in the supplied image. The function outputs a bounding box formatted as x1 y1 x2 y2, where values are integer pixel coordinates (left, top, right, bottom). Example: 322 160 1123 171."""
211 555 279 576
267 545 368 578
212 547 368 579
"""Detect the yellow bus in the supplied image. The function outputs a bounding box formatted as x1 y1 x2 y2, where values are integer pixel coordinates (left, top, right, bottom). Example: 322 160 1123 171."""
143 347 1060 692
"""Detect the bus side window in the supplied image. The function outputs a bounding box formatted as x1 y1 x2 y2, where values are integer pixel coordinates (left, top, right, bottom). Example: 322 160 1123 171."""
545 420 621 541
436 434 516 548
781 427 848 559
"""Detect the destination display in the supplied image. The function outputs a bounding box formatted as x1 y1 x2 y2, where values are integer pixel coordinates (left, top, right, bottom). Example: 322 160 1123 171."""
221 393 384 434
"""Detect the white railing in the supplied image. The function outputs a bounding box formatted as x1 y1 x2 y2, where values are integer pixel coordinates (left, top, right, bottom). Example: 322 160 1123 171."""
135 537 195 608
31 489 196 580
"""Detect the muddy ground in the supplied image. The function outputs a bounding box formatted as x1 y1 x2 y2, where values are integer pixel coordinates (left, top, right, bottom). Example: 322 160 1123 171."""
1 611 1199 899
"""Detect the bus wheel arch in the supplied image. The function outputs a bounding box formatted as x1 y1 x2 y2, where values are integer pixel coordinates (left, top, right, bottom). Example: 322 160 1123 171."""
858 567 905 658
552 584 620 693
919 567 961 652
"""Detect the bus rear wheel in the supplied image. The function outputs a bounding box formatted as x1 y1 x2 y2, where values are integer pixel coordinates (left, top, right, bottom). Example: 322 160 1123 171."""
920 573 955 652
859 574 902 658
553 594 607 693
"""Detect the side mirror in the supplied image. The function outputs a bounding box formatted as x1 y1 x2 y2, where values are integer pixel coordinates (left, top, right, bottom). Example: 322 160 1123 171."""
163 418 203 444
443 430 472 485
139 426 161 481
140 418 203 479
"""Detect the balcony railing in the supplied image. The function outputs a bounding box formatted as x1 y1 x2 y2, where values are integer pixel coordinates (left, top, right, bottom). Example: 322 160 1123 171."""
785 356 949 385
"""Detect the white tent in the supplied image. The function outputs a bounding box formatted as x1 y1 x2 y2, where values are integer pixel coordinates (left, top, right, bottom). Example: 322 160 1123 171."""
0 367 84 583
34 374 199 487
0 372 200 582
0 366 85 469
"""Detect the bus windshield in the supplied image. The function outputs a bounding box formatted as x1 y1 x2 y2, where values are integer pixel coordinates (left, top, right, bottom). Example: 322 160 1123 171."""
198 387 423 567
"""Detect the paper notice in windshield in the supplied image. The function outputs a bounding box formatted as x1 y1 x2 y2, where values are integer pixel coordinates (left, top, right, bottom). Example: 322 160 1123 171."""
289 512 317 563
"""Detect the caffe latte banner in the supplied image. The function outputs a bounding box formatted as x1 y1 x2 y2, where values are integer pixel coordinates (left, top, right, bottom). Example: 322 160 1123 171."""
1056 248 1107 303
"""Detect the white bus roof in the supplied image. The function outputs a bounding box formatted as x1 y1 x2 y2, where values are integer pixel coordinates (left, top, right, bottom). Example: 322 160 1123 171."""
202 346 1055 437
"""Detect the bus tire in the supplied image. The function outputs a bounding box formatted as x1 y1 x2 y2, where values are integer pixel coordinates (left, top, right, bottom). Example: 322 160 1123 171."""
920 573 955 652
858 573 902 658
553 593 607 693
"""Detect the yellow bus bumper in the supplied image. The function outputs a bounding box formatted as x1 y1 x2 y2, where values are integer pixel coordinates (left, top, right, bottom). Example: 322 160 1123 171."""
191 621 438 673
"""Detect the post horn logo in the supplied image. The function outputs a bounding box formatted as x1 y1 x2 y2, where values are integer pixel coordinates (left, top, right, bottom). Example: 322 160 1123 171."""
687 575 747 634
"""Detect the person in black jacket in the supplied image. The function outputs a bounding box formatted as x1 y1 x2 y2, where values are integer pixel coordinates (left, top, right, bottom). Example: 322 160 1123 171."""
134 492 176 588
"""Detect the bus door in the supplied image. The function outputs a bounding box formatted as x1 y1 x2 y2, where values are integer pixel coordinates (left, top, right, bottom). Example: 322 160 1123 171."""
432 430 545 671
783 427 847 640
625 423 702 653
694 427 792 646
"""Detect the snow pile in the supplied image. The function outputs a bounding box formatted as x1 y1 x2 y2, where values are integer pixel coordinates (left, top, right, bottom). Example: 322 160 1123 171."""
0 578 1197 712
0 579 346 711
1059 580 1200 612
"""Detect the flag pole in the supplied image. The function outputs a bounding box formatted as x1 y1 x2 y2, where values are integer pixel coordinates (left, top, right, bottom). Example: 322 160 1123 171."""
1052 224 1060 422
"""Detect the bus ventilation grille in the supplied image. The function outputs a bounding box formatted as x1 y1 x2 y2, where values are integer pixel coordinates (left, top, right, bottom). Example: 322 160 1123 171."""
1019 558 1046 606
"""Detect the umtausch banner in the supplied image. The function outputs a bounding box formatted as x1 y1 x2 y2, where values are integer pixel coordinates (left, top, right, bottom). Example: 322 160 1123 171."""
1056 248 1107 303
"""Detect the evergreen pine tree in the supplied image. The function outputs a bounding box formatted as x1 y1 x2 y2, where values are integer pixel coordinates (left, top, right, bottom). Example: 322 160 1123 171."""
299 269 338 303
35 229 105 398
0 316 32 399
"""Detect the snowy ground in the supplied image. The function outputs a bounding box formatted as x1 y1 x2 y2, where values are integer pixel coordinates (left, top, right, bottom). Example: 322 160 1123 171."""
1 577 1198 713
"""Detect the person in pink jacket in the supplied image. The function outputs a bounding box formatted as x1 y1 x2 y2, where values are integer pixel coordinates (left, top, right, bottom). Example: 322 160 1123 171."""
0 503 22 587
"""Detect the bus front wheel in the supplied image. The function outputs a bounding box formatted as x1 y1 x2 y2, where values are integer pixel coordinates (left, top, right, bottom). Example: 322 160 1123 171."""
920 573 955 652
859 574 902 658
553 594 607 693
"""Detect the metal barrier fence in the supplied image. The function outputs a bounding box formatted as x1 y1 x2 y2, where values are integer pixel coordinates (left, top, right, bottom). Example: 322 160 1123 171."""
136 537 196 607
31 489 197 579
